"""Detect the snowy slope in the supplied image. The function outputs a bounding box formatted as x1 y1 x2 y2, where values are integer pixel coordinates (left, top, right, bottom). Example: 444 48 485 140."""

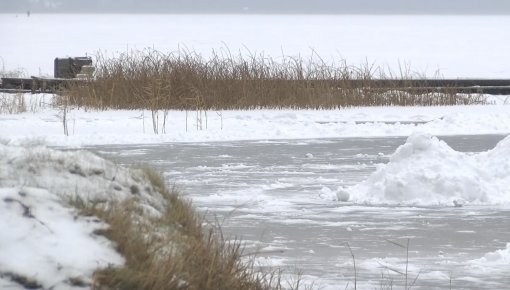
0 143 166 289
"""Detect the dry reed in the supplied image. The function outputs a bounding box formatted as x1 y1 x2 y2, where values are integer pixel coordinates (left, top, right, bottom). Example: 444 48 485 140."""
61 49 486 110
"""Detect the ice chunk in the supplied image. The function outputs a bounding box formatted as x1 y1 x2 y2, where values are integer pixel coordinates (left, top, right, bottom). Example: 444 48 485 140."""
336 186 350 202
319 186 338 201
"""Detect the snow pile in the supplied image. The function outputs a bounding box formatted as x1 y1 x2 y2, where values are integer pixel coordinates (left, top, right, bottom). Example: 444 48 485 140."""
469 244 510 269
481 244 510 264
338 133 510 206
0 143 165 289
466 243 510 275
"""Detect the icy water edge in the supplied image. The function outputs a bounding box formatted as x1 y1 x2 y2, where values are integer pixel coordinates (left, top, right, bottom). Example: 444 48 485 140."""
89 135 510 290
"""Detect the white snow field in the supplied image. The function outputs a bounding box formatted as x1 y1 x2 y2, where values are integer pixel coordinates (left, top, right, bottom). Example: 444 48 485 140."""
0 143 167 289
1 14 510 78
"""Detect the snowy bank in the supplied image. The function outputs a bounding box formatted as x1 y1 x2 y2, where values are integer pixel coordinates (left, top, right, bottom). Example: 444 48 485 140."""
338 133 510 206
0 143 166 289
1 93 509 147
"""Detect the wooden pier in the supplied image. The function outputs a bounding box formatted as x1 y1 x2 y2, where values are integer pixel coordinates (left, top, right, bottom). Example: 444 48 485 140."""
0 77 85 94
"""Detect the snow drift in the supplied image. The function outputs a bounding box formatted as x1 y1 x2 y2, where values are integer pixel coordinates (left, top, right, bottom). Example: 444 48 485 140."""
470 243 510 268
0 143 166 289
338 133 510 206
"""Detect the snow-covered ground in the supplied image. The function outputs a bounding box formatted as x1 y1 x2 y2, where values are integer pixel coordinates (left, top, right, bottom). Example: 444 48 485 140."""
1 93 509 147
0 143 166 289
1 14 510 78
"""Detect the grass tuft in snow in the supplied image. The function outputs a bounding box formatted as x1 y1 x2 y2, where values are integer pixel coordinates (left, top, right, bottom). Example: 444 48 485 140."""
70 167 303 290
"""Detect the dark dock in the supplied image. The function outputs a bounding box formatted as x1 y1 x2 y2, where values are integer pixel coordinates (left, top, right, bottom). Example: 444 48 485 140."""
0 77 85 94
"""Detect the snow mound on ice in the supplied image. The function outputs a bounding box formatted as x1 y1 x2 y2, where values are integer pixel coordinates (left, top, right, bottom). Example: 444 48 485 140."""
467 243 510 274
339 133 510 206
0 144 166 289
473 244 510 266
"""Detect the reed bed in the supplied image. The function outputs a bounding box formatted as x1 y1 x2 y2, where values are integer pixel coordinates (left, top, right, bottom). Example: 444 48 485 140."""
62 49 485 110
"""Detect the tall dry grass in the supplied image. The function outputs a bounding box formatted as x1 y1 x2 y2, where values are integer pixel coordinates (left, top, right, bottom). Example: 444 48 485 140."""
61 49 486 110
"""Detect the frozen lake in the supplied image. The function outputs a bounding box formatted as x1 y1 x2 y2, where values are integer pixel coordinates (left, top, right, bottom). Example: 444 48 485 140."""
90 134 510 289
2 14 510 78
